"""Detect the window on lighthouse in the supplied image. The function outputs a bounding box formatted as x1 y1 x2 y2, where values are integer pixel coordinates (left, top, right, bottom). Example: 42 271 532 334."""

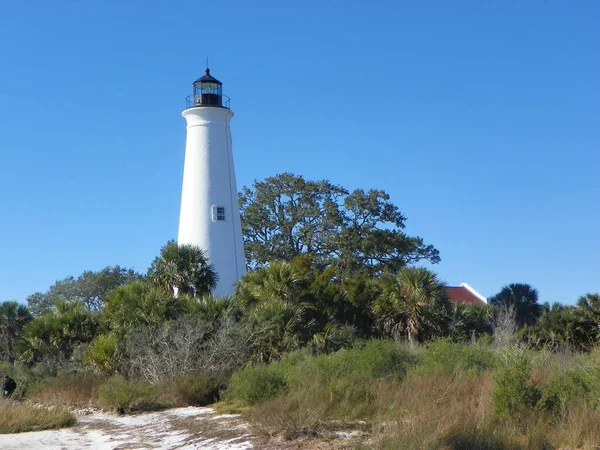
212 206 226 222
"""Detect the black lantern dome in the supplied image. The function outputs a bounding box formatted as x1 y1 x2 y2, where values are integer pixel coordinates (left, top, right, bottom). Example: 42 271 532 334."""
186 68 230 109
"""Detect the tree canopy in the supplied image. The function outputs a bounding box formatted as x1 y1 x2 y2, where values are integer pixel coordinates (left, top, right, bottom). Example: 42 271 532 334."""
489 283 542 328
0 301 32 363
239 173 440 276
147 241 217 298
26 266 142 315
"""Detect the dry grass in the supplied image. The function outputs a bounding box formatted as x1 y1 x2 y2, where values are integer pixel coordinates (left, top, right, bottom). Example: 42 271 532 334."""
247 365 600 449
371 370 518 449
371 368 600 450
0 398 74 434
28 373 105 409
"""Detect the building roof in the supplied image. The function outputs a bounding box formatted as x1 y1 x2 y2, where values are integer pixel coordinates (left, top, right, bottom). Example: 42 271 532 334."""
194 68 222 85
447 282 487 305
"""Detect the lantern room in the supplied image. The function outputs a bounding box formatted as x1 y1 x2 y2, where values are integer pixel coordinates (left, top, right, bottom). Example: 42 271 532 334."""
186 68 230 109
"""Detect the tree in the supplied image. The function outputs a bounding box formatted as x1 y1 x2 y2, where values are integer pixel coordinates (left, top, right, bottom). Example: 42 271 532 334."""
101 281 186 334
147 241 217 298
88 281 190 373
235 262 311 362
19 300 99 365
373 267 450 343
524 303 595 350
239 173 439 276
576 293 600 332
235 261 307 309
449 303 494 342
0 301 33 363
26 266 142 315
489 283 542 328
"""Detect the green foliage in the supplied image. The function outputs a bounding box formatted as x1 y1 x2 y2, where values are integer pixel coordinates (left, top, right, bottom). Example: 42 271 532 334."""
576 293 600 342
239 172 439 276
85 333 119 374
304 339 417 382
97 375 167 413
373 267 450 342
492 357 541 420
147 240 217 298
418 339 498 374
19 300 99 364
337 273 379 337
490 283 542 328
537 349 600 419
101 281 185 333
235 262 310 362
0 301 32 363
186 293 236 323
243 302 305 363
26 266 141 315
524 303 595 351
169 372 221 406
228 363 289 405
228 340 417 408
449 303 494 342
235 261 307 309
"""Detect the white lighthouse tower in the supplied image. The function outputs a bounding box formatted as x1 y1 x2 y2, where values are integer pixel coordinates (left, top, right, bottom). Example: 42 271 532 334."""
177 68 246 297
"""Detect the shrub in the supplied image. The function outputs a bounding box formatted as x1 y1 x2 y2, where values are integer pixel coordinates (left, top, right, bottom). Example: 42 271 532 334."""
85 334 119 374
168 372 221 406
537 352 600 419
227 364 288 405
418 339 498 375
0 398 74 433
97 375 167 413
492 357 541 420
303 340 417 383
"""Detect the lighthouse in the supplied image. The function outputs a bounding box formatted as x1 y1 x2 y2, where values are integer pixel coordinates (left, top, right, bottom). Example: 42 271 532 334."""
177 68 246 297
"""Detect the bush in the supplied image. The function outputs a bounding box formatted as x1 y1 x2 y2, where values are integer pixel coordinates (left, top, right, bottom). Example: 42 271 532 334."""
169 372 221 406
317 339 417 381
492 357 541 420
98 375 168 413
227 364 288 405
537 351 600 419
0 398 74 433
418 339 498 375
85 334 119 374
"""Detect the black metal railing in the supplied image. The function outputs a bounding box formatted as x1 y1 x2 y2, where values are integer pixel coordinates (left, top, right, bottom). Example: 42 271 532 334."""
185 94 230 109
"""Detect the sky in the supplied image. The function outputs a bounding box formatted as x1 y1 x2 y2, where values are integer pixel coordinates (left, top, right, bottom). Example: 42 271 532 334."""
0 0 598 305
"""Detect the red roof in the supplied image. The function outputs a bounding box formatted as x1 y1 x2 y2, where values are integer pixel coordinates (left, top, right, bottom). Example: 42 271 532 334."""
447 284 486 305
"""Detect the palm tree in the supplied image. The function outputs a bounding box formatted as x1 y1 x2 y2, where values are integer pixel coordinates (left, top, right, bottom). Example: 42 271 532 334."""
527 302 595 350
0 301 32 363
450 303 494 342
19 300 98 364
489 283 541 328
373 267 450 343
576 293 600 340
234 262 309 362
234 261 305 309
147 240 217 298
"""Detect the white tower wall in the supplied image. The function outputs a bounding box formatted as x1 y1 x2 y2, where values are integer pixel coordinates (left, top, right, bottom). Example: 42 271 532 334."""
178 106 246 297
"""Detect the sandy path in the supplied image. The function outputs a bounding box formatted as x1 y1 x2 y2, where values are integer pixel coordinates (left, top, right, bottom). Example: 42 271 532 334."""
0 407 253 450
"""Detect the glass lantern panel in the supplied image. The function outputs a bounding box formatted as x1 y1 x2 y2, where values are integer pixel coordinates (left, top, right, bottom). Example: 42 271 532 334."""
201 82 219 93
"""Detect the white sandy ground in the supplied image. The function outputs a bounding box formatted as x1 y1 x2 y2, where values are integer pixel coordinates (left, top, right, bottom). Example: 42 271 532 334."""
0 407 253 450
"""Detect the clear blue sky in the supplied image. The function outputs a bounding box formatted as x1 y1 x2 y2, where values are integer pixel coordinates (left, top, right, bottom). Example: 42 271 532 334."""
1 1 598 305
